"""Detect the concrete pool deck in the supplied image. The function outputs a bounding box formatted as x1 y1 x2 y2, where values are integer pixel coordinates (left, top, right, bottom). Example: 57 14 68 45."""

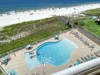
0 29 100 75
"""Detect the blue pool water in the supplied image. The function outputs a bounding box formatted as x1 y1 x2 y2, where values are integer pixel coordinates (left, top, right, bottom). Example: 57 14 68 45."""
36 38 78 66
24 51 40 70
24 38 78 70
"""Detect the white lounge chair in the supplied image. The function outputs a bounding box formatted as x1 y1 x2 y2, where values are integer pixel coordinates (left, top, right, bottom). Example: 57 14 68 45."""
89 44 94 48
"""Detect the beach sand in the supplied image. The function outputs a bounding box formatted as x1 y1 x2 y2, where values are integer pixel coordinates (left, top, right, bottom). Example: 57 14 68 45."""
0 3 100 27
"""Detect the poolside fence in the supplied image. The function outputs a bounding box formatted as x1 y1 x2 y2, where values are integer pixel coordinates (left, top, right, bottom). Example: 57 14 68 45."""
55 15 100 45
74 25 100 46
0 65 7 75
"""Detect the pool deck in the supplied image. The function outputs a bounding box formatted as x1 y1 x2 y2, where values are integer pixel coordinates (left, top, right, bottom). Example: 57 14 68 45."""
0 29 100 75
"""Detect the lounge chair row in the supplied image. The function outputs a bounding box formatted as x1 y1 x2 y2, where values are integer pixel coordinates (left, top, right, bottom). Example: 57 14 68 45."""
8 69 18 75
74 54 96 66
94 51 100 57
0 55 11 65
73 51 100 66
29 51 36 59
73 32 95 48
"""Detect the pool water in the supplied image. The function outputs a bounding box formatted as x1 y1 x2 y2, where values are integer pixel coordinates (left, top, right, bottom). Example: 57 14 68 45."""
36 38 78 66
24 51 40 70
24 38 78 70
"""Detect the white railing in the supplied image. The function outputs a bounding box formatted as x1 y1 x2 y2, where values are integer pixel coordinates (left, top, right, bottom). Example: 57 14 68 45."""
51 57 100 75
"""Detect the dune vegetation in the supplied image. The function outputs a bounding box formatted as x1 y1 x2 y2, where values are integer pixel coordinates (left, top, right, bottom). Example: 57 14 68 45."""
0 17 70 54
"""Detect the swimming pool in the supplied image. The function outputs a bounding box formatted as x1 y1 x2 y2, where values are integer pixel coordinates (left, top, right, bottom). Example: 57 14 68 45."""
24 38 78 70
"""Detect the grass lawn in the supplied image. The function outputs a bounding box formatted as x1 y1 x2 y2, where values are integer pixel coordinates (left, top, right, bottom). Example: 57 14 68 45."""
83 8 100 16
0 17 70 54
83 17 100 37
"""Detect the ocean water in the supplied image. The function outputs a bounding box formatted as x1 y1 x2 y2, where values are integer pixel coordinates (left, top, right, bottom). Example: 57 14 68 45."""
0 0 100 13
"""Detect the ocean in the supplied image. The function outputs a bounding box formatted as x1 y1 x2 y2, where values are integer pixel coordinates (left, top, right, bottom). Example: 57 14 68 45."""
0 0 100 13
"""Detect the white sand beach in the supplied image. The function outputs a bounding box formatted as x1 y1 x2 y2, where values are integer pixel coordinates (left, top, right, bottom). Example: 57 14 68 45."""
0 3 100 27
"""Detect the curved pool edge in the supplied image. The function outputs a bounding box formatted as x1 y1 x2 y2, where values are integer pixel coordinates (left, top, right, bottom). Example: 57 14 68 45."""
24 37 79 70
36 38 78 51
35 38 63 51
64 38 79 48
36 38 78 66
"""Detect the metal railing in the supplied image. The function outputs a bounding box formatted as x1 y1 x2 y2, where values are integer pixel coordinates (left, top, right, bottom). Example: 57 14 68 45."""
75 25 100 45
0 65 8 75
55 15 100 45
